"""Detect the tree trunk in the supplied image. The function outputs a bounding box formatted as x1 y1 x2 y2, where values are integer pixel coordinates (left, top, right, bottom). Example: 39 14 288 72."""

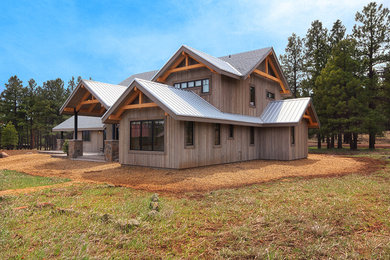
337 133 343 149
330 135 335 149
369 132 375 150
326 136 330 149
317 134 321 149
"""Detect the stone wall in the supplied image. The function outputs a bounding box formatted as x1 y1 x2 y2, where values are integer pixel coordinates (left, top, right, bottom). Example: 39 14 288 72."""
68 140 83 158
104 140 119 162
57 139 65 151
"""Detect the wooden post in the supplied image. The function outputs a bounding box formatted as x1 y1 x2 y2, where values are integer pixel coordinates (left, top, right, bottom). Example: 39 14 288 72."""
112 124 116 140
74 108 78 139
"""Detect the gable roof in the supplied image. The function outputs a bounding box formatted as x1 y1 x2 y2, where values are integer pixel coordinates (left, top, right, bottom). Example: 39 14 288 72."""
119 70 158 87
151 45 243 81
260 98 319 127
103 78 263 126
52 116 104 131
219 47 272 76
60 79 127 114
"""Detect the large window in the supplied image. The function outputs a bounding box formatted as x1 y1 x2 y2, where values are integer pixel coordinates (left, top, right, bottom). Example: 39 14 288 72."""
174 78 210 93
291 127 295 145
82 131 90 141
250 127 255 145
250 86 255 106
214 124 221 145
130 120 164 151
185 121 194 146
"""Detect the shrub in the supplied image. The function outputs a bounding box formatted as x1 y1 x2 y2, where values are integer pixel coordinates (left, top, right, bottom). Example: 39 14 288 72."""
1 122 18 150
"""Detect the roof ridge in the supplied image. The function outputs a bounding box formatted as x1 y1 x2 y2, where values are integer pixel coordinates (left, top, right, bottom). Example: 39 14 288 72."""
83 79 126 88
218 47 272 59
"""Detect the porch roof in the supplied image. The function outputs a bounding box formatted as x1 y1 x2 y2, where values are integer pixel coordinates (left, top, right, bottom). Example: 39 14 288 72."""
53 116 104 132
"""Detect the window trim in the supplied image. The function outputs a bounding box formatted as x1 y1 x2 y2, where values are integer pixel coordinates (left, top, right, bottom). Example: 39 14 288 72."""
173 78 211 94
130 119 165 152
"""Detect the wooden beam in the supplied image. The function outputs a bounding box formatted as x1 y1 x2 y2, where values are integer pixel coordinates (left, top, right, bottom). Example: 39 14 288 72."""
64 107 73 113
114 90 140 119
80 99 100 105
267 55 289 94
158 55 187 82
88 102 98 112
265 57 269 74
122 103 158 110
253 69 289 94
139 92 143 104
167 63 206 73
76 91 92 111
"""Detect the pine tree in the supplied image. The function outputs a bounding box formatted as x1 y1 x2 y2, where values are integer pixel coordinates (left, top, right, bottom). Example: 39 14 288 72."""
280 33 304 97
353 2 390 149
329 19 346 48
315 39 367 150
1 121 18 149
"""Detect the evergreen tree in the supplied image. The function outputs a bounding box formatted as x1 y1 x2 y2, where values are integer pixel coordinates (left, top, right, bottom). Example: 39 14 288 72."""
280 33 304 97
353 2 390 149
329 19 346 48
315 39 367 150
1 121 18 149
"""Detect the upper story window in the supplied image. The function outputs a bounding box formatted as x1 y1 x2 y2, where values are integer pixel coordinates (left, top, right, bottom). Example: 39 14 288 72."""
82 131 90 141
266 91 275 99
174 78 210 93
250 86 255 106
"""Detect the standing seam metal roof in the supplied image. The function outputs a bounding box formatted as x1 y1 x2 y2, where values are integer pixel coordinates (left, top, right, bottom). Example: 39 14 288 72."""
81 80 127 108
53 116 104 131
260 98 312 124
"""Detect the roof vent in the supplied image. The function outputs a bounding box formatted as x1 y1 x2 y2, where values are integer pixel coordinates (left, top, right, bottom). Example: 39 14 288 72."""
228 55 231 58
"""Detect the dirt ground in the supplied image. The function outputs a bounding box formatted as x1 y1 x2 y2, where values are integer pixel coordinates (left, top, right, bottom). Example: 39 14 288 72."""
0 152 383 194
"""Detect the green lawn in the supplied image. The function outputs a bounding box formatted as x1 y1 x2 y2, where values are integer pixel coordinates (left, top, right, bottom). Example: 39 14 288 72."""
0 170 70 191
0 154 389 258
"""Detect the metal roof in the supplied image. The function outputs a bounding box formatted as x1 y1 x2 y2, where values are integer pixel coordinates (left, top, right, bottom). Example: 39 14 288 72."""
183 45 242 76
103 78 263 126
82 80 127 108
118 70 158 87
219 47 272 76
260 98 313 125
53 116 104 131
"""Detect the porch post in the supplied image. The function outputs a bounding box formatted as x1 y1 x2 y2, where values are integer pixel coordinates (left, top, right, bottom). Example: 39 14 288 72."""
74 108 78 139
112 123 116 140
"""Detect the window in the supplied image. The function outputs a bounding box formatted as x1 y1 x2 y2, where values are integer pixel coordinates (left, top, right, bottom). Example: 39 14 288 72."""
202 79 210 93
130 120 164 151
173 78 210 93
229 125 234 139
266 91 275 99
250 86 255 106
214 124 221 145
291 127 295 145
250 127 255 145
82 131 90 141
185 121 194 146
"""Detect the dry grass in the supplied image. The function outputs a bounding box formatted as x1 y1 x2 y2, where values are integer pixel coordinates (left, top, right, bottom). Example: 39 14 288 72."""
0 153 381 194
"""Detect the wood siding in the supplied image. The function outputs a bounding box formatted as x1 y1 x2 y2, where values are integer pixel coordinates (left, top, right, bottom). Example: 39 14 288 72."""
290 120 308 160
76 130 103 153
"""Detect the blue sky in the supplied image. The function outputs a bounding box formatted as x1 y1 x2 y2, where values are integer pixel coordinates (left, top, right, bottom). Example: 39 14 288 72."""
0 0 385 91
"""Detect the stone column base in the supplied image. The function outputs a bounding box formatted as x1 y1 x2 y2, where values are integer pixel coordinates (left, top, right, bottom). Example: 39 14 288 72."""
104 140 119 162
57 139 65 151
68 140 83 158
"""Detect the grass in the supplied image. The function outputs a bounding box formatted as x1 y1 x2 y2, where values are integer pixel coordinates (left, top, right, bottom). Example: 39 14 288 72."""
0 153 389 258
0 170 70 191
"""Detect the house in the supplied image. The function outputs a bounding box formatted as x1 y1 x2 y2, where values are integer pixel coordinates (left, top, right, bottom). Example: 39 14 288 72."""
53 116 105 153
59 45 319 168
